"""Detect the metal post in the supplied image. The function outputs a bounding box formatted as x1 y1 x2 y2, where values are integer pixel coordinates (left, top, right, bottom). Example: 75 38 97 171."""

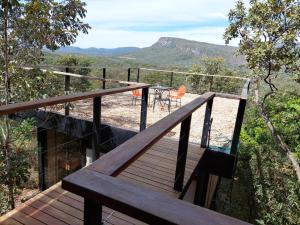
92 97 101 161
170 72 174 87
194 170 210 207
230 99 247 155
174 115 192 191
137 68 140 82
37 127 47 191
102 68 106 90
84 199 102 225
64 67 70 116
201 98 214 148
127 68 131 82
140 87 149 131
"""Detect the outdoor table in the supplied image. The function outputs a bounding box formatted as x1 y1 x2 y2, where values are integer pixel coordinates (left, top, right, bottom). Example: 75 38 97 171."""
150 85 172 112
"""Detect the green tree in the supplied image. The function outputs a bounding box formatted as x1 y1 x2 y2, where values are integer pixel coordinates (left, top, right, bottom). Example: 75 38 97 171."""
189 57 225 93
56 55 92 92
0 0 90 209
224 0 300 181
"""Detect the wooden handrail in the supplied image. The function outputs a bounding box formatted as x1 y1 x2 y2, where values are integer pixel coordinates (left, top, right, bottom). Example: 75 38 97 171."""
0 84 150 116
60 91 250 225
62 169 251 225
85 92 215 176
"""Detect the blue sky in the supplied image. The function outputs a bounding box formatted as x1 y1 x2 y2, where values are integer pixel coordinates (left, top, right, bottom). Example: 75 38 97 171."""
74 0 241 48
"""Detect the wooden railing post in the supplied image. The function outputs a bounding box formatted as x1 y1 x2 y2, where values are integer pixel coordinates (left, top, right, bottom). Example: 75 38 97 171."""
170 72 173 87
84 199 102 225
64 67 70 116
137 68 140 82
230 98 246 155
140 87 149 131
174 115 192 191
201 98 214 148
127 68 131 82
92 97 101 161
37 127 47 191
102 68 106 90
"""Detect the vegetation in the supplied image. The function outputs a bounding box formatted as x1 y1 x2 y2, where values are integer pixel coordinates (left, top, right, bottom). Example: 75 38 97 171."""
225 0 300 177
188 57 245 94
56 55 92 92
214 0 300 224
0 0 90 210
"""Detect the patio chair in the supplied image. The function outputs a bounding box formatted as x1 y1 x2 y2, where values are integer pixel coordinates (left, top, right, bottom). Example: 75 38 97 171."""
131 89 141 105
169 85 186 107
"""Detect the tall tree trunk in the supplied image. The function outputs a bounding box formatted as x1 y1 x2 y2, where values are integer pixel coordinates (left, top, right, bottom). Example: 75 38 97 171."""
254 78 300 182
259 109 300 182
2 0 15 209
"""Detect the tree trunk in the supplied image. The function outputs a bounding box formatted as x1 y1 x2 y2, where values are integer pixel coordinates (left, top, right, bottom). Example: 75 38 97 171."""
254 79 300 182
260 109 300 182
2 0 15 209
8 184 15 209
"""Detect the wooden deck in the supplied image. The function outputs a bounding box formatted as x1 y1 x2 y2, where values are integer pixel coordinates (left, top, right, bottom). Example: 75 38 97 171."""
0 137 206 225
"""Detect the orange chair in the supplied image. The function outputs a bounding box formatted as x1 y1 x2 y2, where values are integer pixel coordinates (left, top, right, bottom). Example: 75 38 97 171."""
169 85 186 107
131 89 142 105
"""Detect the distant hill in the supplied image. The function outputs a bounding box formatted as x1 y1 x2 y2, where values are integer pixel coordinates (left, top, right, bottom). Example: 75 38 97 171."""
54 37 244 67
54 46 140 56
124 37 244 67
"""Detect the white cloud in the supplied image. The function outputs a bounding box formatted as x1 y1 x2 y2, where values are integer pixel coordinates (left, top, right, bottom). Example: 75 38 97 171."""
74 0 240 48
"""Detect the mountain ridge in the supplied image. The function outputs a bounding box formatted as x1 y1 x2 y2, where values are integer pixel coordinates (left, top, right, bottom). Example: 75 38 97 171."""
54 37 244 67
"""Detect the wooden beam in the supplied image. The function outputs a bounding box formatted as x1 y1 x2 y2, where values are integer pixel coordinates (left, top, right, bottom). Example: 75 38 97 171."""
62 169 251 225
0 84 151 116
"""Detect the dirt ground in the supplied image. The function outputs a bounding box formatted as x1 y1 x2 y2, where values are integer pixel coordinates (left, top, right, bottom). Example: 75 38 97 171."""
55 91 239 147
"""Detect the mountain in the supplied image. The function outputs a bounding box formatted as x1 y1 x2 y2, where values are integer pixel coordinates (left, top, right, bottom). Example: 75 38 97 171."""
124 37 244 67
54 37 244 67
55 46 140 56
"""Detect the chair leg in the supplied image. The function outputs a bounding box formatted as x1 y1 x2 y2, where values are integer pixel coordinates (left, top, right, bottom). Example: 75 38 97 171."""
153 98 156 112
131 97 134 105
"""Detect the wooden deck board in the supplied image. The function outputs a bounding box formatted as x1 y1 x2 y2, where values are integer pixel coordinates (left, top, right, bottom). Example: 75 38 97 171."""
0 137 204 225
